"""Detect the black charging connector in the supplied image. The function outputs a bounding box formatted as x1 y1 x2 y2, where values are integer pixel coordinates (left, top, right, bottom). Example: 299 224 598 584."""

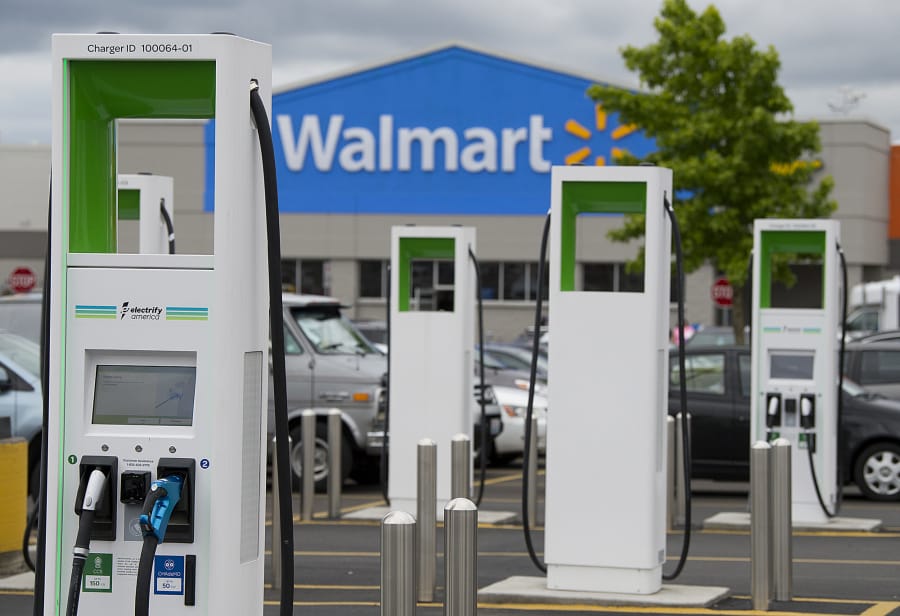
156 458 195 543
75 456 118 541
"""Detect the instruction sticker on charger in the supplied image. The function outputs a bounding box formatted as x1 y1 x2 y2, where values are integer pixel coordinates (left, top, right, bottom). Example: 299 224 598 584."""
154 555 184 595
82 553 112 593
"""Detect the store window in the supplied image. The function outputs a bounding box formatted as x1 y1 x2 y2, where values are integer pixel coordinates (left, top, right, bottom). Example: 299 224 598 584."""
359 260 388 298
281 259 329 295
583 263 645 293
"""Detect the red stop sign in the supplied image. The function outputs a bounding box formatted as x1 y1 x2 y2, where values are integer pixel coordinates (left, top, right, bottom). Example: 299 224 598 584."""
711 278 733 307
8 267 36 293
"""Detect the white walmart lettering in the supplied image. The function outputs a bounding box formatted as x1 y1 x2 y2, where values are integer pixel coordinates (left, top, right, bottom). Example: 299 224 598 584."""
276 114 552 174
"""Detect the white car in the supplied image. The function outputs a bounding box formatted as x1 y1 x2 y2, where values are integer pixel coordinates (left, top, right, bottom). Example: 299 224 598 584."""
490 384 547 462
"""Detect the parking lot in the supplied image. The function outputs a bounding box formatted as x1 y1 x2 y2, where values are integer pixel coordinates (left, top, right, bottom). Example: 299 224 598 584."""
5 465 900 616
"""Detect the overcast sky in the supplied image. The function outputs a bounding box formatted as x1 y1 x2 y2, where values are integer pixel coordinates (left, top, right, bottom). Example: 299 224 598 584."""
1 0 898 144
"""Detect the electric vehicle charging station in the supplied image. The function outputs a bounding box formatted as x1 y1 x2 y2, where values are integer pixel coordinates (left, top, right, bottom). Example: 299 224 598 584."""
388 225 475 515
544 165 672 594
116 174 175 255
751 219 841 523
44 33 272 616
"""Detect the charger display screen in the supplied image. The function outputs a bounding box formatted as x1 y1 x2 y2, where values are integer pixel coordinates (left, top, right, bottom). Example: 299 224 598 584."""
770 353 814 381
92 364 196 426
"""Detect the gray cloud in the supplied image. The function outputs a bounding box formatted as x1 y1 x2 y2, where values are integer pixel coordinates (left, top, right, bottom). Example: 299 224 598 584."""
0 0 897 143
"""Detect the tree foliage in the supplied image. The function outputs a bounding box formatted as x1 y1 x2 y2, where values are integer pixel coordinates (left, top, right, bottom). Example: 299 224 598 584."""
588 0 835 336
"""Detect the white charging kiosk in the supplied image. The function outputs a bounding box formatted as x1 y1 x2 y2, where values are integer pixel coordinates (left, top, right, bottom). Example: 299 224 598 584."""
117 174 175 254
750 219 841 523
544 165 672 594
388 226 476 514
44 34 271 615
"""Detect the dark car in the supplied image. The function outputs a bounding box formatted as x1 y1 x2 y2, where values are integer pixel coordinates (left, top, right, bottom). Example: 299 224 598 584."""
843 340 900 399
669 344 900 501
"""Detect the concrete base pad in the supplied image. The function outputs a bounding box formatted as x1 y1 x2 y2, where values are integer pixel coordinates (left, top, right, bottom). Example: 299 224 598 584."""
344 505 517 525
478 575 730 607
0 572 34 591
704 511 882 532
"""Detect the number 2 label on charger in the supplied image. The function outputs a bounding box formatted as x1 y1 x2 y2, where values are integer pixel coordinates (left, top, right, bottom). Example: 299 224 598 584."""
154 555 184 595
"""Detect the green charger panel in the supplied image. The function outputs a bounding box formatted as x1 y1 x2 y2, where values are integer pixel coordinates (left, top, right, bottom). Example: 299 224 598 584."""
758 230 826 309
397 237 455 312
66 60 215 253
559 181 646 291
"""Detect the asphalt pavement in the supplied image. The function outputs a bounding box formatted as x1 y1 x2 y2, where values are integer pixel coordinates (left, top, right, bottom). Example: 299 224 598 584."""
4 468 900 615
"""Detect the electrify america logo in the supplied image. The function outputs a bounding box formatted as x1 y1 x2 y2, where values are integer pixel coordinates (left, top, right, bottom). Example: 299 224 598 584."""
120 301 163 321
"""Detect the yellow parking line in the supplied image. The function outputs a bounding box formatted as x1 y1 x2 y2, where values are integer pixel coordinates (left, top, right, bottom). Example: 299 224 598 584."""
264 583 379 590
476 603 840 615
860 601 900 616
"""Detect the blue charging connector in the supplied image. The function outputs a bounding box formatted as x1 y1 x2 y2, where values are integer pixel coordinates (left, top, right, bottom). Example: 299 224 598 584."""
138 476 183 543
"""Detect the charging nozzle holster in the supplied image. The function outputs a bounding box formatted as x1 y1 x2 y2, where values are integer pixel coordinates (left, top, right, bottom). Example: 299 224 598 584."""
139 476 184 543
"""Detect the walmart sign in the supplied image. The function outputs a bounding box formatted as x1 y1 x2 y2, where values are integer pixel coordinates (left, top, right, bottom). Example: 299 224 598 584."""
204 45 655 215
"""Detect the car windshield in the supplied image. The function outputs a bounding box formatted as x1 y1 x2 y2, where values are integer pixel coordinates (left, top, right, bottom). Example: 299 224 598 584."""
0 298 42 343
0 331 40 377
842 377 868 397
291 306 377 355
484 347 548 373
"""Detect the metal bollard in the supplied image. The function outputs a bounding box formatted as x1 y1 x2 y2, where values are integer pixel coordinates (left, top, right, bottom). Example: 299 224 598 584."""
381 511 417 616
327 409 342 519
417 439 437 603
450 434 471 500
271 436 283 589
751 441 772 611
674 412 690 527
666 415 675 531
444 498 477 616
301 410 316 521
527 415 538 528
771 438 792 601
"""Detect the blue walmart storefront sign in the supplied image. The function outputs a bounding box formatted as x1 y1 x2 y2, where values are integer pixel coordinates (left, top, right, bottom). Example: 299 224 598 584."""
205 45 655 215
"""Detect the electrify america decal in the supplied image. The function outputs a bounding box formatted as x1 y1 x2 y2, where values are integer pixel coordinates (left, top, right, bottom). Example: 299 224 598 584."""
120 302 163 321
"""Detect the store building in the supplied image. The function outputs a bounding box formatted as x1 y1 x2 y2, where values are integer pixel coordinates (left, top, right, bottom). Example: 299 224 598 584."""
0 43 893 341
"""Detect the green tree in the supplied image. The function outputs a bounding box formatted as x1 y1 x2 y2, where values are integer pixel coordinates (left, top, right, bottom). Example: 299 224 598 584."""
588 0 835 342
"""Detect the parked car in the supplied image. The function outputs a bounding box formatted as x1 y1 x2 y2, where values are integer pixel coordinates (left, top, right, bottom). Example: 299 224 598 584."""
843 340 900 399
272 294 388 489
352 319 388 354
684 326 735 348
0 292 42 343
478 343 548 381
490 384 547 463
669 344 900 501
0 330 42 500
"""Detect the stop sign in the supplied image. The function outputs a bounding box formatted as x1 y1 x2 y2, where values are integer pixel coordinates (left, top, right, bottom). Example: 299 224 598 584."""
711 278 733 307
8 267 36 293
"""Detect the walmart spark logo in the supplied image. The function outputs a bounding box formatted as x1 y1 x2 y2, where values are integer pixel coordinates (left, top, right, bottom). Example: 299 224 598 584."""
563 104 638 166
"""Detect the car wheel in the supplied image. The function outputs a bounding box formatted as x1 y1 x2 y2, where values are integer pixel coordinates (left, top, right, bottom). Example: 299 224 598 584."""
854 442 900 501
289 420 352 494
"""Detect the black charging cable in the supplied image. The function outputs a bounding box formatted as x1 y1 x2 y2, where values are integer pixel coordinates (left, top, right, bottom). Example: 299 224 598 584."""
663 195 692 580
806 242 848 519
380 265 391 505
250 81 294 616
469 247 489 506
66 469 108 616
159 198 175 254
522 211 551 573
32 175 52 616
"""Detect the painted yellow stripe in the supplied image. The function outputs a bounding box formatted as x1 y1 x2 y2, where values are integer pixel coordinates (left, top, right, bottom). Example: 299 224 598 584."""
565 147 591 165
476 603 855 615
483 472 527 486
860 601 900 616
565 119 591 140
595 105 607 131
0 589 33 596
612 124 637 140
264 600 379 607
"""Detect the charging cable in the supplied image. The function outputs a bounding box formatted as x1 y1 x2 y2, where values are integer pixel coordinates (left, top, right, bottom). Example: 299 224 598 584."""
469 247 489 506
522 211 551 573
806 242 848 518
159 198 175 255
135 476 183 616
663 195 692 580
65 469 108 616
